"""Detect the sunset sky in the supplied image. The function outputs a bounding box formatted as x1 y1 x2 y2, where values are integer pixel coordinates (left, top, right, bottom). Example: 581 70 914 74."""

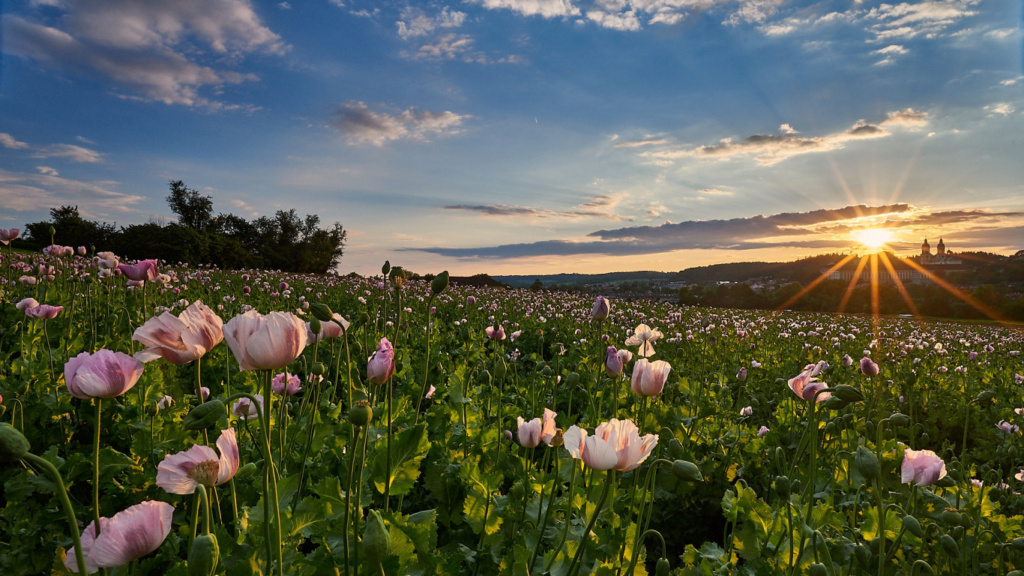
2 0 1022 275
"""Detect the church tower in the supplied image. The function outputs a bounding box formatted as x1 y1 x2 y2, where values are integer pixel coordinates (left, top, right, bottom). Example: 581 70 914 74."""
921 238 931 260
937 238 946 256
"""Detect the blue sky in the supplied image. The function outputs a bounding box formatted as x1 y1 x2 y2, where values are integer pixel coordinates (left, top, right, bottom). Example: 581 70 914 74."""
1 0 1022 275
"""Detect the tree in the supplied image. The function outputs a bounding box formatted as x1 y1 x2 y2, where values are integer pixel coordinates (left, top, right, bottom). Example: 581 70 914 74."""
166 180 213 231
25 205 115 249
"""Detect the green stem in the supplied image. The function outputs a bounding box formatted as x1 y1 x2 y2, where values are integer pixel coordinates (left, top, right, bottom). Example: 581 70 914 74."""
93 398 102 534
23 453 88 576
545 462 579 572
197 485 211 535
343 426 362 576
566 469 615 576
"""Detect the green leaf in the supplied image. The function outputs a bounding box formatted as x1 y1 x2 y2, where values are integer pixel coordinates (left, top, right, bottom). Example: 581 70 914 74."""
371 423 430 496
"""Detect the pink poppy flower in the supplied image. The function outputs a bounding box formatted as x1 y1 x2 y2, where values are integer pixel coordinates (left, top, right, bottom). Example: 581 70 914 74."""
591 296 610 321
232 394 264 420
223 310 307 371
485 325 506 341
271 372 302 396
133 300 224 364
156 428 240 494
367 337 396 384
63 501 173 573
625 324 663 358
0 228 20 245
787 364 832 403
65 350 144 400
901 448 947 486
563 419 658 472
631 358 671 397
116 259 158 282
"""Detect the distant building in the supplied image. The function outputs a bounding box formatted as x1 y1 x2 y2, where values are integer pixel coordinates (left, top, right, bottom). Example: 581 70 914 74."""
823 239 964 285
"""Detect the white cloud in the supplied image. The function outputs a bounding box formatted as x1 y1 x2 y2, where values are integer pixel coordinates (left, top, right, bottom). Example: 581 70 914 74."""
397 6 467 39
699 188 733 196
0 132 105 162
639 110 929 166
330 101 469 146
985 103 1015 116
413 33 477 60
0 169 144 219
36 166 59 176
0 133 31 150
874 44 908 55
864 0 978 41
469 0 580 18
4 0 284 108
586 10 641 31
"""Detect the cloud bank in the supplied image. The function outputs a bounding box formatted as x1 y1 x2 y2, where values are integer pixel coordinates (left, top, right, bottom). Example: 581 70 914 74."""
330 102 469 146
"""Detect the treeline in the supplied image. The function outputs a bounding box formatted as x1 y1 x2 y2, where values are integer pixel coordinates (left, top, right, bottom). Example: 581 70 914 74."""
679 280 1024 321
18 181 346 274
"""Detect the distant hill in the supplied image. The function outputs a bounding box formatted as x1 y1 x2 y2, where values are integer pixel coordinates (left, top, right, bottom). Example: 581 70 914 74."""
670 254 847 284
493 271 676 288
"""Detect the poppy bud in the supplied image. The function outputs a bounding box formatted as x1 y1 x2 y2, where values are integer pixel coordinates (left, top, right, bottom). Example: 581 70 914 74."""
236 462 259 480
855 446 880 480
493 358 507 381
0 423 30 462
566 372 579 386
183 399 226 431
349 401 373 427
809 564 828 576
381 261 390 275
670 460 703 483
363 510 391 565
309 317 322 335
853 544 871 568
975 390 996 403
431 271 449 295
940 534 959 556
311 362 326 376
310 303 334 322
774 476 791 499
831 385 864 403
889 413 911 426
655 558 670 576
1011 538 1024 550
903 515 923 538
188 533 219 576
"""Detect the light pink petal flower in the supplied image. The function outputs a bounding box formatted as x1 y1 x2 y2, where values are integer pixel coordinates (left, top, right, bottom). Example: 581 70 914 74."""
88 501 173 569
517 416 542 448
215 428 240 485
65 350 145 400
541 408 558 446
156 444 219 494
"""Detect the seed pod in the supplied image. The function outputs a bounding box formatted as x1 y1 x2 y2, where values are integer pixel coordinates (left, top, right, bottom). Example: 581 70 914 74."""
670 460 703 483
903 515 923 538
809 563 828 576
941 509 961 526
310 303 334 323
381 261 391 276
655 557 670 576
0 423 30 462
349 401 373 427
363 510 391 565
566 372 580 386
311 363 326 376
183 399 226 431
431 271 449 295
188 533 219 576
855 446 880 480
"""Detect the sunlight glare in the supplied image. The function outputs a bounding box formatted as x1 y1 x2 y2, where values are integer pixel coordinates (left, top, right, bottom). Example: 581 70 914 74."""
853 228 894 251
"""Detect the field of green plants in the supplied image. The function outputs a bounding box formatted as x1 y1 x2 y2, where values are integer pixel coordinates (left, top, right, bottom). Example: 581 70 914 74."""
2 245 1024 576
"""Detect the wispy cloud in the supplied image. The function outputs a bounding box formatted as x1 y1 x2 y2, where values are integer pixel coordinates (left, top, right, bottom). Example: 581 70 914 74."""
397 6 467 39
409 203 1024 259
626 110 928 166
985 103 1015 117
4 0 284 108
1 132 104 163
329 101 469 146
445 194 624 220
468 0 580 19
0 168 144 220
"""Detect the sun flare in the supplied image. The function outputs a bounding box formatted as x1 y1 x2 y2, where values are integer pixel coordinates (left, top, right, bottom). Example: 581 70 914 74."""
852 228 894 251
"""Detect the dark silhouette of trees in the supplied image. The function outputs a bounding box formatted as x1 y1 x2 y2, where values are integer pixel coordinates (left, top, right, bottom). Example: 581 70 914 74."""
26 181 347 274
166 180 213 232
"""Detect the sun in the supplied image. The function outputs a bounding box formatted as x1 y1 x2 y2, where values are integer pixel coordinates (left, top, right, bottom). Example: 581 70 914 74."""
852 228 894 251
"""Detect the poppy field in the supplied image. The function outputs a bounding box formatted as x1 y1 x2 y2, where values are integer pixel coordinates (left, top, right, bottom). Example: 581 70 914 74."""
2 246 1024 576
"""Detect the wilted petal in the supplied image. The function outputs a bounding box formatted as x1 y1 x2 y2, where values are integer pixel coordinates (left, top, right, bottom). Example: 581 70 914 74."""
89 501 173 569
